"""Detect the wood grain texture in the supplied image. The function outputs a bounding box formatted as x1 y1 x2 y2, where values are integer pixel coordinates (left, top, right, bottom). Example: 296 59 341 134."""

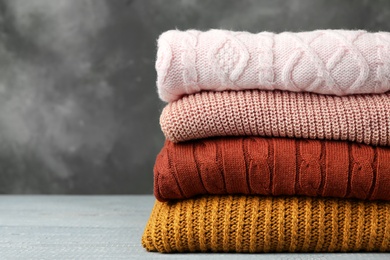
0 195 388 259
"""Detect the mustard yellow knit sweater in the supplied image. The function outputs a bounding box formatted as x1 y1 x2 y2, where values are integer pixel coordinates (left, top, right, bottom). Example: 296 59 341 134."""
142 195 390 253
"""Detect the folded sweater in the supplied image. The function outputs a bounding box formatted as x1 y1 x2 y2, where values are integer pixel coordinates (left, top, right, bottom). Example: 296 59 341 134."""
142 195 390 253
155 137 390 202
161 90 390 145
157 29 390 102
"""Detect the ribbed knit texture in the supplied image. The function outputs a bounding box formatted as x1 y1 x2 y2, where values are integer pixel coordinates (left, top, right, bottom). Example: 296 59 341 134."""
142 195 390 253
154 137 390 202
157 29 390 102
160 90 390 146
149 28 390 254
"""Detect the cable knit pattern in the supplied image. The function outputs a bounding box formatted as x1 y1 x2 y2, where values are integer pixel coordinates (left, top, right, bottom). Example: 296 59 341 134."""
142 195 390 252
157 29 390 102
160 90 390 146
154 137 390 202
144 29 390 255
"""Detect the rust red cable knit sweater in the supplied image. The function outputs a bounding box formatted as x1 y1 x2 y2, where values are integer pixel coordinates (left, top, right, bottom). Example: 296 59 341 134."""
154 137 390 202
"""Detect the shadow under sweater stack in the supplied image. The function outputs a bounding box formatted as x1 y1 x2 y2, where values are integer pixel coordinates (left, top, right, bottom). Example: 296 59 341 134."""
142 29 390 253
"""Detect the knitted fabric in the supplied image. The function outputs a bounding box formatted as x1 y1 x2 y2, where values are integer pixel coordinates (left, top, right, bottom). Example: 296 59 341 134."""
154 137 390 202
142 195 390 253
160 90 390 146
157 29 390 102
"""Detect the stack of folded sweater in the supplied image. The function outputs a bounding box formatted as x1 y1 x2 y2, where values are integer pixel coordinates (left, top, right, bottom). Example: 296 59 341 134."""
142 29 390 253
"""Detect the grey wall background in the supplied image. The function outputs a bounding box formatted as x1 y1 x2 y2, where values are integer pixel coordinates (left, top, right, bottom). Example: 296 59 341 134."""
0 0 389 194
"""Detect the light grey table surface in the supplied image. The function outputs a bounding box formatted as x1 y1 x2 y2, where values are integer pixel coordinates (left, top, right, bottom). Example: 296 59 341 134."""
0 195 389 260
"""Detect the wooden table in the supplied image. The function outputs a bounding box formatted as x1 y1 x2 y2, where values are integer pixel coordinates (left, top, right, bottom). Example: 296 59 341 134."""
0 195 389 259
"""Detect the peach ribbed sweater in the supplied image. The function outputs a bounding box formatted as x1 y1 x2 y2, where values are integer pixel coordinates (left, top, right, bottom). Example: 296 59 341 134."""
160 90 390 146
157 29 390 102
155 137 390 202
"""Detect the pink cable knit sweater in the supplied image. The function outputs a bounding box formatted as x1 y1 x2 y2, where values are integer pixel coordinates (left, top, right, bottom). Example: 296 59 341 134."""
157 29 390 102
